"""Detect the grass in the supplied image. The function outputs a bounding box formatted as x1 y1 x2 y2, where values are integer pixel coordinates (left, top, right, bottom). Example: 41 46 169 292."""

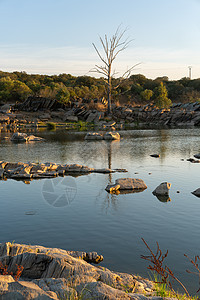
151 273 198 300
46 122 56 130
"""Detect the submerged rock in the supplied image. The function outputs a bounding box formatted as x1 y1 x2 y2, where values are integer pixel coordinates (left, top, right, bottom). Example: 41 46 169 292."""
152 182 171 196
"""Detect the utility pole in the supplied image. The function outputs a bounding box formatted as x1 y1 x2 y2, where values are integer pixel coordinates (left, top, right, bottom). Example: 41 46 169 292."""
188 66 192 79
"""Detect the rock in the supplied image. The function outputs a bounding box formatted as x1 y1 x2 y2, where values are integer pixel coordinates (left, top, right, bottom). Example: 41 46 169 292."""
0 104 12 113
64 115 78 122
84 132 103 140
80 281 131 299
32 278 76 299
103 132 120 140
116 178 147 190
0 242 155 300
68 251 104 264
92 168 114 173
187 158 200 163
0 168 5 179
152 182 171 195
11 132 27 142
191 188 200 197
86 112 98 122
194 153 200 159
150 154 160 158
27 135 44 142
106 178 147 193
0 279 58 299
0 160 127 181
105 184 120 193
65 164 92 173
11 132 44 143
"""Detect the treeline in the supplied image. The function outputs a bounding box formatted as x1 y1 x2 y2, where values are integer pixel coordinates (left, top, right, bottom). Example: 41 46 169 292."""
0 70 200 105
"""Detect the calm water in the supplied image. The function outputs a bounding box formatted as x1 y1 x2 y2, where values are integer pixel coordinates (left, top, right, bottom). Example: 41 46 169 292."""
0 127 200 294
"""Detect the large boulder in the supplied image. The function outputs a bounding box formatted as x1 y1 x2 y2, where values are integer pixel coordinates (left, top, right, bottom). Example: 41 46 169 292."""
152 182 171 195
106 178 147 193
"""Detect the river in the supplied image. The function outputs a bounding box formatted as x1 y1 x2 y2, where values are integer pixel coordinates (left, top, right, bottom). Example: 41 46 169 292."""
0 127 200 294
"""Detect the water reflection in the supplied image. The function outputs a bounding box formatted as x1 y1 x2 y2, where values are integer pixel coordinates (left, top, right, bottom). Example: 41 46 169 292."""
153 194 171 202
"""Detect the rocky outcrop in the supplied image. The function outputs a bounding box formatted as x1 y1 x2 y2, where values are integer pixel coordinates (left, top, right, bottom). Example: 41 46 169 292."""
106 178 147 193
15 96 68 112
0 242 156 300
0 161 127 181
152 182 171 196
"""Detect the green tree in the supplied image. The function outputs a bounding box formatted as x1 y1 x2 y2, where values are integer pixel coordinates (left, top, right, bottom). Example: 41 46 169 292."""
154 82 172 109
141 89 153 101
56 88 70 104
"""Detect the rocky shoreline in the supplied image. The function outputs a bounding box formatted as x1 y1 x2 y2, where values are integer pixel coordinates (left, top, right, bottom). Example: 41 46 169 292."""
0 242 165 300
1 101 200 131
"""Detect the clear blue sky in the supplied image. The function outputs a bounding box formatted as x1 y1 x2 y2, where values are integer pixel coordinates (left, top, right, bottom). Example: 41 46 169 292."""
0 0 200 79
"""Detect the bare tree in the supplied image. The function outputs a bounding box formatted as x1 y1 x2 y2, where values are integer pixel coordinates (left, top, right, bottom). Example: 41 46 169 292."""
92 26 139 114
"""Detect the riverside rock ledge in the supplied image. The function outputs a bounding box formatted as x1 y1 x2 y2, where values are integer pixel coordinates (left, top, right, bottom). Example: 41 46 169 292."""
0 242 162 300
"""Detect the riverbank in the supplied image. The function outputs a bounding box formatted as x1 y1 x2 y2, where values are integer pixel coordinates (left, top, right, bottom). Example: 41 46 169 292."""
1 101 200 132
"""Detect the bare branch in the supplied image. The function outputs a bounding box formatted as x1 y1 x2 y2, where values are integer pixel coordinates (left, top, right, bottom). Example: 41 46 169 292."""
113 63 141 89
91 26 138 114
92 43 108 67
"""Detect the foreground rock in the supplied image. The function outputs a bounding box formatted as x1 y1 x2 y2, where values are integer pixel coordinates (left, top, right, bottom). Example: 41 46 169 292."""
11 132 44 143
106 178 147 193
0 161 127 181
0 242 156 300
152 182 171 196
